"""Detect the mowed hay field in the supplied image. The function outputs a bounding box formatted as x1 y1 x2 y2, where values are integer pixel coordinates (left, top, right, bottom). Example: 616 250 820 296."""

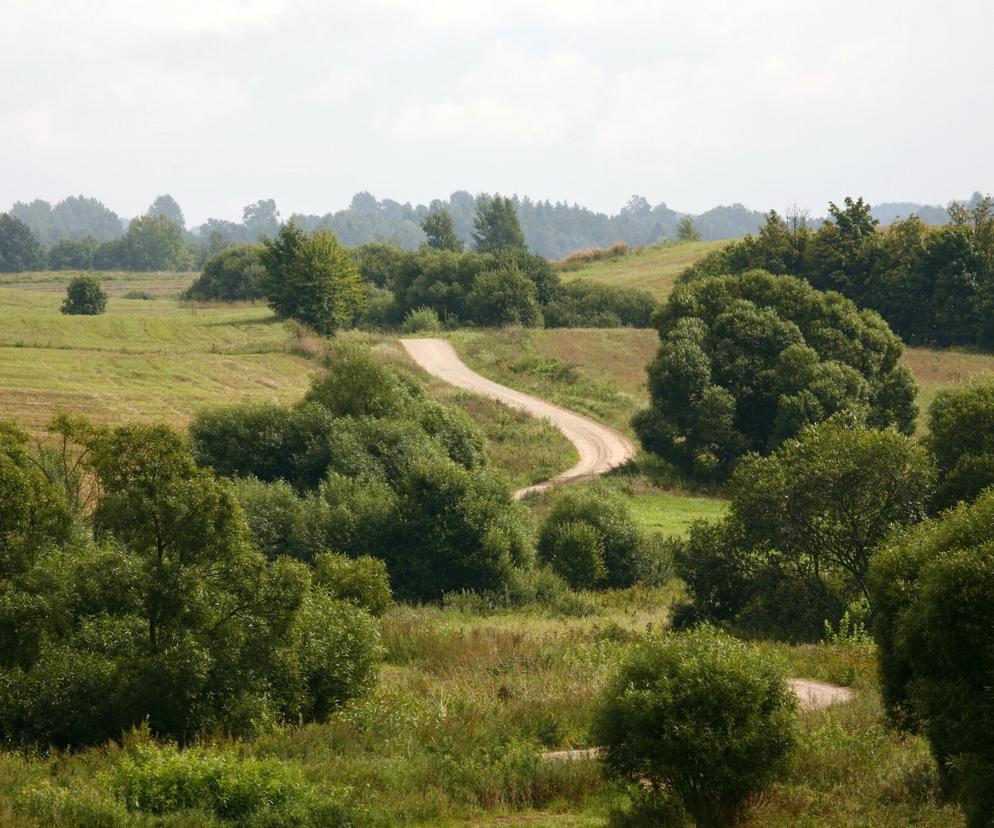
0 276 322 434
557 239 726 297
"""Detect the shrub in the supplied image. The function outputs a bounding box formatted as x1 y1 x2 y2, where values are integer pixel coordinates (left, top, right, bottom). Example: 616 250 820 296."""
122 289 154 300
61 276 108 315
592 627 797 828
543 280 657 328
108 741 356 825
537 487 651 589
401 305 443 333
182 243 265 302
633 270 918 479
313 552 392 616
465 266 543 327
679 416 934 640
869 490 994 827
927 378 994 509
304 343 422 419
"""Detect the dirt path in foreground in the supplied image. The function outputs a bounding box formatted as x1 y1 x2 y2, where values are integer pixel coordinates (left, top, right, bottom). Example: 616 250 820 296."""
400 338 636 498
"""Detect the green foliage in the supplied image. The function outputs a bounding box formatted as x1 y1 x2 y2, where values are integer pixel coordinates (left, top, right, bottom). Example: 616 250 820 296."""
685 195 994 348
927 378 994 509
48 235 100 270
543 279 657 328
183 243 265 302
0 212 46 272
60 275 108 315
592 626 797 828
401 305 443 333
870 491 994 827
108 740 357 825
679 417 935 640
261 224 365 336
465 266 543 327
472 194 526 253
353 241 408 288
635 269 918 479
313 552 392 616
121 213 192 271
422 208 464 252
676 214 700 241
537 487 658 589
0 420 382 748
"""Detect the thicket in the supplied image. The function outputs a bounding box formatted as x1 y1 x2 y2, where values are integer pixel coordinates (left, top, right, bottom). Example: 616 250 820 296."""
870 491 994 827
634 269 918 479
182 243 265 302
593 626 796 828
676 416 935 641
190 345 533 602
537 487 671 589
0 418 382 749
684 195 994 348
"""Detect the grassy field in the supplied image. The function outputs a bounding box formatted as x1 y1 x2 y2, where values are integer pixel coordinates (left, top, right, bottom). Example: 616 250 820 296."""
558 240 726 300
0 593 960 827
0 277 575 491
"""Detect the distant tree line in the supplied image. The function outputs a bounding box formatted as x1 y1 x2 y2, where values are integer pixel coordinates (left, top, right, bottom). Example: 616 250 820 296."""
685 195 994 347
184 196 658 333
4 190 983 268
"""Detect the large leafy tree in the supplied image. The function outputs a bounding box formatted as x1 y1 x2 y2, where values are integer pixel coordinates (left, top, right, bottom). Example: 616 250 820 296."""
260 224 365 336
0 420 381 748
421 208 464 252
0 213 45 272
870 491 994 827
122 214 192 271
678 416 934 640
472 194 526 253
147 194 186 229
634 270 918 478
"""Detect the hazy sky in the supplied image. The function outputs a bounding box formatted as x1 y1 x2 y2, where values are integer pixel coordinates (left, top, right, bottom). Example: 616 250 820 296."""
2 0 992 225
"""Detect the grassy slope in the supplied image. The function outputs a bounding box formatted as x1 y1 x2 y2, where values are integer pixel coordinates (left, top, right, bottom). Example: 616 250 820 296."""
558 240 726 297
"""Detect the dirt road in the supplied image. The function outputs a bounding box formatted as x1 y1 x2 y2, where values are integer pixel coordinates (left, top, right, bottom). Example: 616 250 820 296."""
400 338 636 498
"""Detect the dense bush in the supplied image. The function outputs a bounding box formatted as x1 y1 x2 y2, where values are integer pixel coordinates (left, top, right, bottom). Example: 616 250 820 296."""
685 196 994 348
927 379 994 509
313 552 392 616
0 212 46 272
592 626 796 828
182 243 265 301
401 305 443 333
634 269 918 479
543 279 657 328
0 421 382 748
678 416 934 640
60 275 108 315
464 266 543 327
870 491 994 827
537 487 661 589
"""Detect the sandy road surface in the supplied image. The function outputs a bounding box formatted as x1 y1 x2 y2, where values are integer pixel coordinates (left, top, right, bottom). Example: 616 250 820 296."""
400 338 636 498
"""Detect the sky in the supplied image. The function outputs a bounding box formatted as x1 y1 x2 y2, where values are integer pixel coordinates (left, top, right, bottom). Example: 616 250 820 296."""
1 0 992 226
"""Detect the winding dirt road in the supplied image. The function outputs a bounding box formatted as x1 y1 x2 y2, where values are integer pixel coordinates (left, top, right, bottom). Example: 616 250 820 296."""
400 338 636 498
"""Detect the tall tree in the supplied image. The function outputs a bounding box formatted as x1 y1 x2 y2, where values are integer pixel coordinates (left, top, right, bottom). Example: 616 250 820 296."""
148 194 186 229
0 213 45 272
472 194 526 253
122 214 192 271
260 224 365 336
421 208 464 252
243 199 281 240
676 215 700 241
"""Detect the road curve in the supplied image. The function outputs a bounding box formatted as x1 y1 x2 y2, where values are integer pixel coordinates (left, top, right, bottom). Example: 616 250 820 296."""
400 338 637 498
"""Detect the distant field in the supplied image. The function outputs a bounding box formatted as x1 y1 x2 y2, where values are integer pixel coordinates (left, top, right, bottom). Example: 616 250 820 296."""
0 285 321 434
0 269 195 298
558 239 726 300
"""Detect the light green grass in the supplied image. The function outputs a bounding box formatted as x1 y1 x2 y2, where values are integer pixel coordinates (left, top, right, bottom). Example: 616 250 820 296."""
0 269 195 297
628 490 728 537
559 239 727 301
